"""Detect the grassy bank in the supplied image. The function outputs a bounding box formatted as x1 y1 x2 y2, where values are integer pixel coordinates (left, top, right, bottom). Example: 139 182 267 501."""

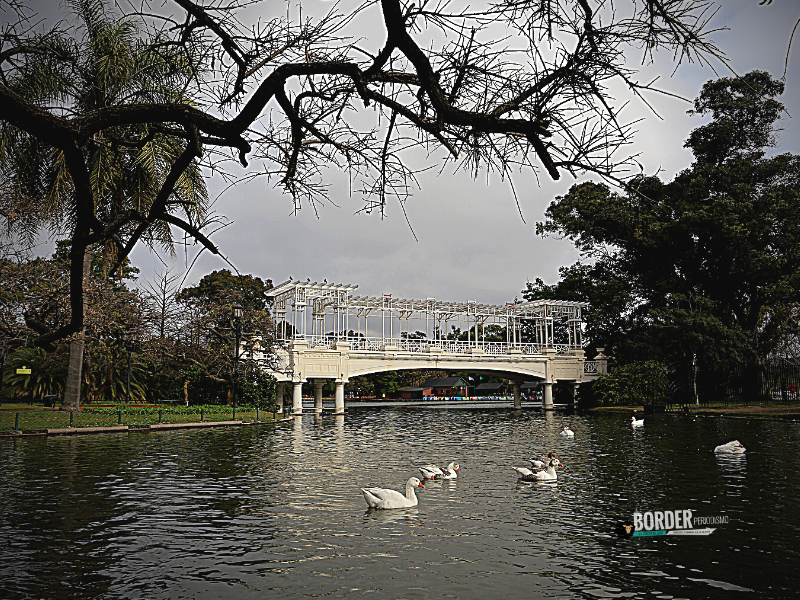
587 406 644 413
0 405 279 433
587 404 800 419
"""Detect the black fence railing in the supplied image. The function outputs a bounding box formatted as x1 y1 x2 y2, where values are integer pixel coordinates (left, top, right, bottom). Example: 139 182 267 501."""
669 358 800 407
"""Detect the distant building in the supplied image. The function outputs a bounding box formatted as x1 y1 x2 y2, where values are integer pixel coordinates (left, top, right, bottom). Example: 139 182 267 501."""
422 377 469 397
396 386 433 400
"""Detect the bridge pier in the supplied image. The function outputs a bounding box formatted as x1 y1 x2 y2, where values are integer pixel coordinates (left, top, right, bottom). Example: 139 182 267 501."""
543 382 554 410
292 381 303 414
335 381 345 414
513 380 522 409
313 380 324 413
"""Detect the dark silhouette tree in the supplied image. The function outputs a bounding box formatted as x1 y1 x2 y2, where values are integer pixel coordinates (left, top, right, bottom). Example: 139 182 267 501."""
535 71 800 398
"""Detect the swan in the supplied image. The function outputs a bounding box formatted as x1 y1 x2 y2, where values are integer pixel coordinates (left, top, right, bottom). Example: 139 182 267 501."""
513 458 563 481
714 440 746 454
362 477 425 509
631 416 644 427
530 451 558 469
560 426 575 437
419 462 460 479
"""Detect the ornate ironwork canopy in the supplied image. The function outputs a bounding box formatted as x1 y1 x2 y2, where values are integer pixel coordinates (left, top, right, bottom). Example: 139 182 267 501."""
267 278 587 353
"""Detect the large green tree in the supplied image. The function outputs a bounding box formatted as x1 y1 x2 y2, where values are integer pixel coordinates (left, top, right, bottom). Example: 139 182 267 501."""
534 71 800 395
2 242 145 402
0 0 207 408
174 269 275 405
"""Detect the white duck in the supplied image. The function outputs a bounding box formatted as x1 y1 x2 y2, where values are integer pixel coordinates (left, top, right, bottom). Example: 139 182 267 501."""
419 462 460 480
560 426 575 437
362 477 425 509
530 451 559 469
714 440 746 454
513 458 563 481
631 416 644 427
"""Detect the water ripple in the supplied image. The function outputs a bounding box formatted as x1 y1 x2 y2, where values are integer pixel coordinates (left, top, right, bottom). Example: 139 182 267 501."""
0 409 798 599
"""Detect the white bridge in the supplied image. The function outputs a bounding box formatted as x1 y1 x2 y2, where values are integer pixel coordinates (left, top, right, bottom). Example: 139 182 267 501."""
264 279 607 413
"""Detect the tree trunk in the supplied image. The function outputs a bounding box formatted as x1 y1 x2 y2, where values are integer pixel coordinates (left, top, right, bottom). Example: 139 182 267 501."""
0 348 6 403
62 247 92 411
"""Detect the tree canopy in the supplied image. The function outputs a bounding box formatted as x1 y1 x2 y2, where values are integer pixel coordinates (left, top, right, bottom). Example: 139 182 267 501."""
533 71 800 391
1 0 734 346
1 248 278 405
173 269 276 405
1 0 208 354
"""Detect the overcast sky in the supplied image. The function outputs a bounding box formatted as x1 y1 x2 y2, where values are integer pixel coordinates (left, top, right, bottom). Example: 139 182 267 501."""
15 1 800 306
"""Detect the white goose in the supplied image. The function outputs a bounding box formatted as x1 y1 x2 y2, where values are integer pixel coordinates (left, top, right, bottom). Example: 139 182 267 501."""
362 477 425 509
714 440 746 454
418 462 460 480
631 416 644 427
560 426 575 437
530 451 558 469
513 458 563 481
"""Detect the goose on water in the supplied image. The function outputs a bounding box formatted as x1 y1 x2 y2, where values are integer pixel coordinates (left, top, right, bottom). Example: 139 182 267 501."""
418 462 460 480
513 458 563 481
560 426 575 437
362 477 425 509
631 416 644 427
530 451 558 469
714 440 746 454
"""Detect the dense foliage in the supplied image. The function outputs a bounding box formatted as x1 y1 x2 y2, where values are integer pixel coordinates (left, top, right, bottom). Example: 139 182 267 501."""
1 245 278 407
591 361 670 407
532 71 800 402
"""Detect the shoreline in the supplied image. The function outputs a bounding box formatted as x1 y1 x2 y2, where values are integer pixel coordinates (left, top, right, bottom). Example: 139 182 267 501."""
0 417 295 438
588 405 800 421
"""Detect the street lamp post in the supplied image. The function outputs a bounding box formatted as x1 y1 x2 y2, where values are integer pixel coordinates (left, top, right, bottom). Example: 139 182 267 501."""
232 304 243 408
121 331 138 404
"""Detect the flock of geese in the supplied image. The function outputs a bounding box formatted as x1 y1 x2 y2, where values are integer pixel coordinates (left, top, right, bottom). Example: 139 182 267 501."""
361 462 460 509
362 418 748 509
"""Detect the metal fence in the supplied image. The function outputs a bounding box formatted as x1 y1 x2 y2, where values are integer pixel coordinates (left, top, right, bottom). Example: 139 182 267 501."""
669 358 800 407
0 407 277 433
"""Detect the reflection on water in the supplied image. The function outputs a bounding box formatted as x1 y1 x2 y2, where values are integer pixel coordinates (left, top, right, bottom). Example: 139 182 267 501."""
364 506 420 524
0 408 799 599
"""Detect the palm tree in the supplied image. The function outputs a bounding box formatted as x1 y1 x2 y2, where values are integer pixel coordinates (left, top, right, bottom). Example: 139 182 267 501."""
0 0 208 410
3 347 68 400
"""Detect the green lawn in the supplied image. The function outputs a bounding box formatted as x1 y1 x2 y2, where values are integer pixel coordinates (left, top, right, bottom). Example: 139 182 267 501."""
0 407 277 432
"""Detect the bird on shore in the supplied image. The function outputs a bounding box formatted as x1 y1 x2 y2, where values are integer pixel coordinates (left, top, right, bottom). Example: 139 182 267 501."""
631 416 644 427
530 451 558 469
362 477 425 509
560 426 575 437
419 462 460 479
513 458 563 481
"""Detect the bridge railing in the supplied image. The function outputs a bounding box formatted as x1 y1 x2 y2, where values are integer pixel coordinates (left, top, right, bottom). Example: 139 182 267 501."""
292 336 583 356
307 335 337 349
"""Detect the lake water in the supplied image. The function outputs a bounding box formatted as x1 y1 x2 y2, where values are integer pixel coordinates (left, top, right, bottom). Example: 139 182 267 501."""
1 406 799 599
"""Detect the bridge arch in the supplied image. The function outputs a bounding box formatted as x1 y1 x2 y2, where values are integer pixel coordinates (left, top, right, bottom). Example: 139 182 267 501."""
259 280 606 414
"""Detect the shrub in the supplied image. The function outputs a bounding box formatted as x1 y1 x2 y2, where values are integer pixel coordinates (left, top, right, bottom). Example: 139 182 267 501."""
592 361 670 406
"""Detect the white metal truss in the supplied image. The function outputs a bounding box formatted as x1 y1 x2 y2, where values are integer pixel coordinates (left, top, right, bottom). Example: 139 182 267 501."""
267 279 587 355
